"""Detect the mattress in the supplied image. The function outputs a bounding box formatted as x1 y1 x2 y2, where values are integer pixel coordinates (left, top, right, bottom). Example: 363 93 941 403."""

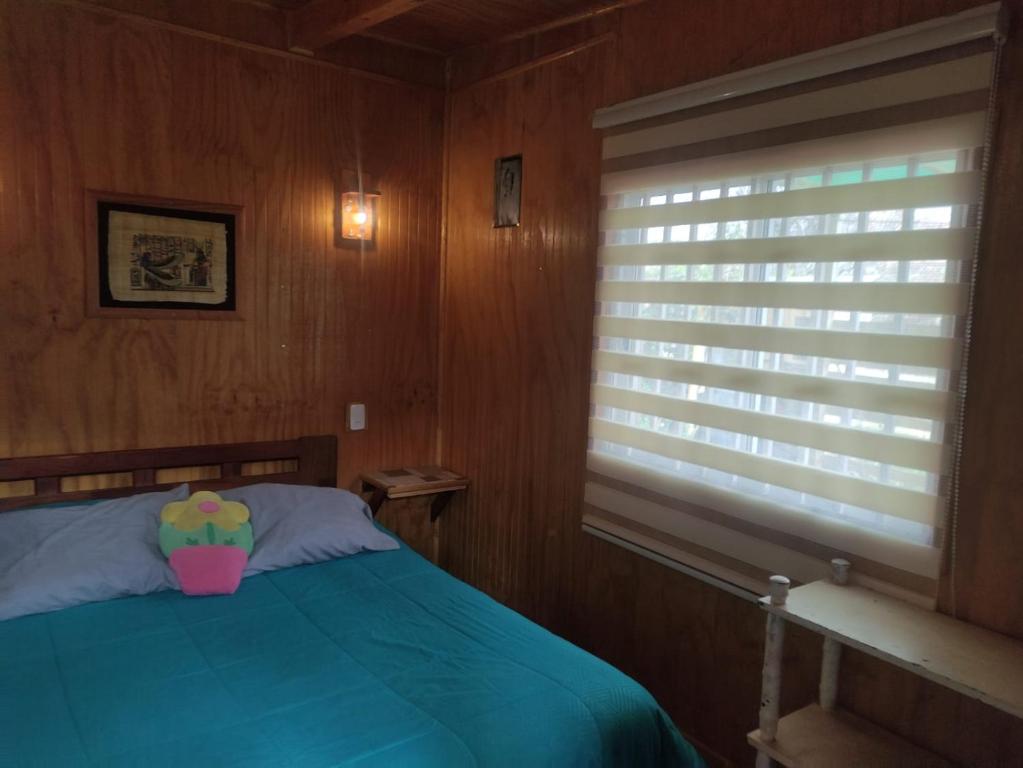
0 535 703 767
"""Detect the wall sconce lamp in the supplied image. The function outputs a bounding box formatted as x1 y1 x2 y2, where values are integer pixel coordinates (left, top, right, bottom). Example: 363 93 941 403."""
340 190 380 242
335 169 380 250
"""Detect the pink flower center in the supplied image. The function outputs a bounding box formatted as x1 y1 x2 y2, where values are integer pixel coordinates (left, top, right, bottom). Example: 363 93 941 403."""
198 501 220 514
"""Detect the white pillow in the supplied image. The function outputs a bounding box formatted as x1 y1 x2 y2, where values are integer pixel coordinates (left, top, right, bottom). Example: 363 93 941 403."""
219 483 398 574
0 484 189 621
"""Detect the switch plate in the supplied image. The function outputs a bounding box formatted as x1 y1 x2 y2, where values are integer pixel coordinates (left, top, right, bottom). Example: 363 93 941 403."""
347 403 367 431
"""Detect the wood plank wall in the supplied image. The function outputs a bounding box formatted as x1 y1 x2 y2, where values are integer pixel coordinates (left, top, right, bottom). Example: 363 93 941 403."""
0 0 444 489
439 0 1023 764
3 0 1022 764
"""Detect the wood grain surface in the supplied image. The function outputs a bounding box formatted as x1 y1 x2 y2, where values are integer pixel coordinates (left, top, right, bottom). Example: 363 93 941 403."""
0 435 337 511
370 0 629 53
59 0 447 87
440 40 605 624
0 0 444 490
438 0 1023 763
3 0 1023 764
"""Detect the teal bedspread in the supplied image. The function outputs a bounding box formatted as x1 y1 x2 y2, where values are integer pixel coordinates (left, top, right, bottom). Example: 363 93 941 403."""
0 538 703 767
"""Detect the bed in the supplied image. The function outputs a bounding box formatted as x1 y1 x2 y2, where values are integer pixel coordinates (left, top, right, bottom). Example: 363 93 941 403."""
0 436 703 767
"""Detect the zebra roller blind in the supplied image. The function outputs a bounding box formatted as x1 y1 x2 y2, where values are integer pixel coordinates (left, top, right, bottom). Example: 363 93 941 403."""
586 6 1004 598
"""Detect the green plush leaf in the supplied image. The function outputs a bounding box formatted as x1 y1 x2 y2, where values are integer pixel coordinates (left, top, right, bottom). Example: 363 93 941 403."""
159 520 255 558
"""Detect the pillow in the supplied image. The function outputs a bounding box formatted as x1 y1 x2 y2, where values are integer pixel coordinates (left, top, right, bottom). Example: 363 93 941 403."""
219 483 398 574
0 484 189 621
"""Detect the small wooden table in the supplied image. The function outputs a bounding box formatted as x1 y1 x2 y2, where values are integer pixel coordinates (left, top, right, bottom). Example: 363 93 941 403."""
360 466 469 521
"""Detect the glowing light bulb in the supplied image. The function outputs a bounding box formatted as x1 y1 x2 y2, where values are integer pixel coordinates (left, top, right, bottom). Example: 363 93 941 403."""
339 189 379 243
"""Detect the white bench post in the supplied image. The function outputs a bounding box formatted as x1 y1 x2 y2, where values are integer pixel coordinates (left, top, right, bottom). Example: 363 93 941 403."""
756 575 790 767
819 559 850 712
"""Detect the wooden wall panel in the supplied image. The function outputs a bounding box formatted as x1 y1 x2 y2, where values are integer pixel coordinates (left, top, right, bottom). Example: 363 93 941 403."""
76 0 288 49
947 1 1023 634
73 0 448 88
448 14 618 91
439 43 606 626
440 0 1023 764
370 0 624 53
318 34 446 88
0 0 444 489
606 0 988 105
4 0 1022 764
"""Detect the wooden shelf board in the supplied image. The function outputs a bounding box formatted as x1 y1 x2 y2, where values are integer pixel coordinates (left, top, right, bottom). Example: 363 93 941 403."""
361 466 468 497
760 581 1023 718
747 704 951 767
385 484 468 498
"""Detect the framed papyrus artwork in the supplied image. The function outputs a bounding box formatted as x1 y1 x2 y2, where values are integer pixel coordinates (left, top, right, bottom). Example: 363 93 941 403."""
86 191 241 319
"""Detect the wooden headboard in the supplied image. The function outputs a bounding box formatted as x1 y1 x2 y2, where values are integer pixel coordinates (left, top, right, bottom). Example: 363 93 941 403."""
0 435 337 513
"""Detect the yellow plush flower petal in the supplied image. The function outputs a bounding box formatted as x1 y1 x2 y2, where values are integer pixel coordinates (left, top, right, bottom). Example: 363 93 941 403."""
161 500 187 525
220 500 250 527
161 491 250 532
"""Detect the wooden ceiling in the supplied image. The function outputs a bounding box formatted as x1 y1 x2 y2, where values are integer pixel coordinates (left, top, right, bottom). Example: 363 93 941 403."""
73 0 640 88
279 0 631 54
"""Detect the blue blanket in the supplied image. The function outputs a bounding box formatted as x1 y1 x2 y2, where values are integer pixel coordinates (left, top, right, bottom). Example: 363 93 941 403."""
0 538 703 767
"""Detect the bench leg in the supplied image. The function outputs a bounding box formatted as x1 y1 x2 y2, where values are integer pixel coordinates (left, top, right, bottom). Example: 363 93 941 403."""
756 575 791 767
820 637 842 711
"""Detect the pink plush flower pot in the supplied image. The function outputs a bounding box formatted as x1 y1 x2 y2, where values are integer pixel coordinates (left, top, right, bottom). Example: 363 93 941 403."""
169 545 248 596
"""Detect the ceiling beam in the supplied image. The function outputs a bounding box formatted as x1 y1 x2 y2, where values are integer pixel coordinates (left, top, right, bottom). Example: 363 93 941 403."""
287 0 430 53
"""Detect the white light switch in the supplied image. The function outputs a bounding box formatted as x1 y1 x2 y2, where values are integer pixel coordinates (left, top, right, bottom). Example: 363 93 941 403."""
347 403 367 431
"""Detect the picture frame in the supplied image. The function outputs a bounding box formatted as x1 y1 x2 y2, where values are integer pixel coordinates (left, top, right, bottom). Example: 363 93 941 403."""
85 191 242 319
493 155 522 228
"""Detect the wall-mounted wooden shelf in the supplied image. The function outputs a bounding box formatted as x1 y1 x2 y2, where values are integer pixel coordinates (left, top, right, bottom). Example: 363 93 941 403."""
360 466 469 565
760 580 1023 718
748 562 1023 767
361 466 468 516
748 703 950 767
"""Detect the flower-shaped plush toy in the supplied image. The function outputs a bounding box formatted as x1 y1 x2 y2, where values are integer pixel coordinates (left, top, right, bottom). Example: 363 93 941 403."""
159 491 254 595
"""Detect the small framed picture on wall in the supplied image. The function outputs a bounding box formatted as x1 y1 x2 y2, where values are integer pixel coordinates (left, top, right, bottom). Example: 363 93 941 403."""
493 155 522 228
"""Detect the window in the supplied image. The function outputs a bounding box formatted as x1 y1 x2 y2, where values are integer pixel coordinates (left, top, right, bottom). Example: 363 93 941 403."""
586 16 1002 599
597 151 968 547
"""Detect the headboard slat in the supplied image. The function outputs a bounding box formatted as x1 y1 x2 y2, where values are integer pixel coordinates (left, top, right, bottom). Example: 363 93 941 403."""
35 477 60 495
0 436 338 513
133 468 156 486
221 462 243 479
